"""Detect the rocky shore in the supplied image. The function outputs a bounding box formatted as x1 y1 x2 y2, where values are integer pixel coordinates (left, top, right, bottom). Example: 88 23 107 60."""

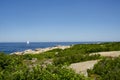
11 45 71 55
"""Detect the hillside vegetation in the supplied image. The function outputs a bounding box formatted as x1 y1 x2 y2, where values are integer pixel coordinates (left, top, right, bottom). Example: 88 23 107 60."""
0 42 120 80
88 57 120 80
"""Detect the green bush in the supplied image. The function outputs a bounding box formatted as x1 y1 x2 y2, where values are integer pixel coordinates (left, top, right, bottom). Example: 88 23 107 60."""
88 56 120 80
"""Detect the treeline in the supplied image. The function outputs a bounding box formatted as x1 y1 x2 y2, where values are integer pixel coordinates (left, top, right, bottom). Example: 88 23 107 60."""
88 56 120 80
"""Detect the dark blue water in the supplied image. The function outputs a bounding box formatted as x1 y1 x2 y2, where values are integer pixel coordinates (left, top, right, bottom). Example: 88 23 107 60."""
0 42 98 54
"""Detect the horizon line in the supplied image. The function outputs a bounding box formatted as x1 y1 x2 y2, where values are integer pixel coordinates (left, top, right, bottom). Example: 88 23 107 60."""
0 41 119 43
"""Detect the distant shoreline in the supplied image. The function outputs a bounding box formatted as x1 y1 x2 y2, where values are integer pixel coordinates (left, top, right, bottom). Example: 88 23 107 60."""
0 42 86 54
0 41 112 43
10 45 71 55
0 41 119 54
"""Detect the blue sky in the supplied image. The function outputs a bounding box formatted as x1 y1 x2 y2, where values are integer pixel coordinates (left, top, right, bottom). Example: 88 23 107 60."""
0 0 120 42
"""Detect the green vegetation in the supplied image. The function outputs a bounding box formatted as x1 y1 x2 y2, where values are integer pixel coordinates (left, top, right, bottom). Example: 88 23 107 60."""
52 42 120 65
88 57 120 80
22 42 120 65
0 53 89 80
53 54 100 65
0 42 120 80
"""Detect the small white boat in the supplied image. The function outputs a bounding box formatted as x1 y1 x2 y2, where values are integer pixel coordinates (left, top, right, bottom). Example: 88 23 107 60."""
27 41 30 44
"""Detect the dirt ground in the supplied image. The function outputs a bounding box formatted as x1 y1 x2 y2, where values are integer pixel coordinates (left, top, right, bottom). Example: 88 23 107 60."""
69 51 120 76
91 51 120 57
69 60 98 76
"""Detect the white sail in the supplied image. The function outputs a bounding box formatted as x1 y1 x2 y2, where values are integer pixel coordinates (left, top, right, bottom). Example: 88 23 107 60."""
27 41 30 44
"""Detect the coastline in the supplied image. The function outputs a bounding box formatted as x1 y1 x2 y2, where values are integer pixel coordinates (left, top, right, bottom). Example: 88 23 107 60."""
0 42 84 54
11 45 71 55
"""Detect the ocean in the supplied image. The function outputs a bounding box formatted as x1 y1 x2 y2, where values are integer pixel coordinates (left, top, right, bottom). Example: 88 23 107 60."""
0 42 99 54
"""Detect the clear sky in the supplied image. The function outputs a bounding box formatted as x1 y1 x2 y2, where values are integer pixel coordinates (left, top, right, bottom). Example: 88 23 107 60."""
0 0 120 42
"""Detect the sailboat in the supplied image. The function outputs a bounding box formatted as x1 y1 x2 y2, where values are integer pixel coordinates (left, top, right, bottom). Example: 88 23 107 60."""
27 41 30 44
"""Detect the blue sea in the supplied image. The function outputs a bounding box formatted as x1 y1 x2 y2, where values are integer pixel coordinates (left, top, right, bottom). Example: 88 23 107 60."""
0 42 99 54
